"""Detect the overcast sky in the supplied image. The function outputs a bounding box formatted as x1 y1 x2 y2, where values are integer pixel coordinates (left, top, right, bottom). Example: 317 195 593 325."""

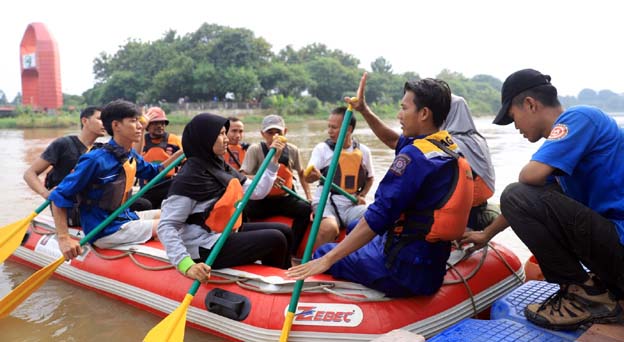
1 0 622 102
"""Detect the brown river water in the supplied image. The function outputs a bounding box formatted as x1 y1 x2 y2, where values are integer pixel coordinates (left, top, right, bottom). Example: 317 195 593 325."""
4 114 621 341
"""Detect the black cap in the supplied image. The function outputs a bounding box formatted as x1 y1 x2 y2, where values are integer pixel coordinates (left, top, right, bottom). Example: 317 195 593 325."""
493 69 551 125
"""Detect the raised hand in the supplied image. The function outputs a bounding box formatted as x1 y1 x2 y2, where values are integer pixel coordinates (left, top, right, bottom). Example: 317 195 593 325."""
344 72 369 112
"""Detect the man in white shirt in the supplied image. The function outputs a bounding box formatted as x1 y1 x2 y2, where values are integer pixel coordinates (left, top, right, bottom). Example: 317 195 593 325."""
306 106 374 249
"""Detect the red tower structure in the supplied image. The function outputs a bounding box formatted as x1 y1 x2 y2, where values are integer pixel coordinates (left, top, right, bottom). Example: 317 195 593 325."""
20 22 63 110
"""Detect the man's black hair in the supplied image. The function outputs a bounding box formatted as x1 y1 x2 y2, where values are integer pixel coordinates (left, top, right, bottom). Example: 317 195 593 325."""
403 78 452 128
79 106 102 129
511 84 561 108
330 106 357 130
101 100 141 136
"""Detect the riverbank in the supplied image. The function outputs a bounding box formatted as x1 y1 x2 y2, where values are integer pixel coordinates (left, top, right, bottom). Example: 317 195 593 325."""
0 104 405 129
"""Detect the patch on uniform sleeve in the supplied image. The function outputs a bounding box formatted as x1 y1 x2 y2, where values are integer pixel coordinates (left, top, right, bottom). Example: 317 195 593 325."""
389 154 411 176
547 124 568 140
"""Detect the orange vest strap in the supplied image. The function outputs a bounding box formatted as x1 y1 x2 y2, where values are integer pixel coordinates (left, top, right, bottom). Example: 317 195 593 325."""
121 158 137 204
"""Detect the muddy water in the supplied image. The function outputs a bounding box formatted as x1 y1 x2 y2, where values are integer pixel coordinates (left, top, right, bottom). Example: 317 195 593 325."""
3 114 620 341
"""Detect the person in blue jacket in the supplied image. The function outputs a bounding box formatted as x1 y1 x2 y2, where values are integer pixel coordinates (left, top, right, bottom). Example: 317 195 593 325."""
287 74 474 297
49 100 183 260
461 69 624 330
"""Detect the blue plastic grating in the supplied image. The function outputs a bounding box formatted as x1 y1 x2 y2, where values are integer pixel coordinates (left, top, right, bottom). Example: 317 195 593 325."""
491 280 560 320
428 318 570 342
490 280 584 340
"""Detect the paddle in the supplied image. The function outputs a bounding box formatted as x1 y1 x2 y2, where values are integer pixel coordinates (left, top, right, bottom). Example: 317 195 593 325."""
144 138 285 342
0 154 185 319
303 165 358 204
0 200 50 264
279 185 309 203
280 102 356 341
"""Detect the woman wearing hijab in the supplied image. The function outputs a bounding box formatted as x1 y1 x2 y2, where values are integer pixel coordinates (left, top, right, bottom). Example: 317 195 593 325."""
441 95 499 230
158 113 293 283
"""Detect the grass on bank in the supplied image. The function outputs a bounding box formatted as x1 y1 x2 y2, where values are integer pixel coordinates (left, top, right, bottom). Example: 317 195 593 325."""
0 102 403 129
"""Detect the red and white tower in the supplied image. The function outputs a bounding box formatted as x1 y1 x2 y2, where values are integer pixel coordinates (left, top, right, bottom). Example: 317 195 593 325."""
20 22 63 110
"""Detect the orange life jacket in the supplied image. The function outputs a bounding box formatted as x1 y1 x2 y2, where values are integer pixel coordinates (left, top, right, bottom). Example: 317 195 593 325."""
204 178 243 232
384 136 473 267
260 142 293 197
142 132 179 178
226 143 249 169
321 139 368 195
472 174 494 207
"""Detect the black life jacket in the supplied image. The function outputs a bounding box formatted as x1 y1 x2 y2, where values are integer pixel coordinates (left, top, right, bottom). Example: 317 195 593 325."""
77 144 137 212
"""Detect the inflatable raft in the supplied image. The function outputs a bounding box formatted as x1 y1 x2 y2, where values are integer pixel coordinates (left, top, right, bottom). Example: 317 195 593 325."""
9 214 525 341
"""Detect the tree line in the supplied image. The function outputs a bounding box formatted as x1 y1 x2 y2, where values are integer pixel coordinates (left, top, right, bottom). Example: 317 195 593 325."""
2 22 624 115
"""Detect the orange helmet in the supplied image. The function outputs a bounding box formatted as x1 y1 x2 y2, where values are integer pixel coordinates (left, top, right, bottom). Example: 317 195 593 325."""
146 107 169 125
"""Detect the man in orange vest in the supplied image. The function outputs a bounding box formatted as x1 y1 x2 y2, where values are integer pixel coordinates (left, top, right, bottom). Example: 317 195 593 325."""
288 74 473 297
225 117 249 169
137 107 182 208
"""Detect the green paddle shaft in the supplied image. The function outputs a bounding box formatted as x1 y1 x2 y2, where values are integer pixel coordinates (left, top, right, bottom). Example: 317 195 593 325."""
35 200 51 214
280 185 309 203
187 147 278 295
78 154 185 246
281 105 355 340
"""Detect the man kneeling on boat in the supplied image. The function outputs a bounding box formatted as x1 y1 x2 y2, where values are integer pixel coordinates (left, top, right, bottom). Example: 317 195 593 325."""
49 100 183 260
158 113 293 283
287 74 474 297
462 69 624 330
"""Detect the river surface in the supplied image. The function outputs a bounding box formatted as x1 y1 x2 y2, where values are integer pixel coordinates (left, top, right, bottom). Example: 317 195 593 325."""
1 114 622 341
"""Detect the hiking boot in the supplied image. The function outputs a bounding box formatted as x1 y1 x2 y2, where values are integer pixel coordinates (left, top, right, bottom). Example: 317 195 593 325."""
525 283 622 331
568 282 622 322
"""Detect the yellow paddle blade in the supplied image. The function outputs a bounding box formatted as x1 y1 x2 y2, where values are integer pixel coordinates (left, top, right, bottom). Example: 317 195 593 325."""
279 311 295 342
144 293 193 342
0 256 65 319
0 212 37 264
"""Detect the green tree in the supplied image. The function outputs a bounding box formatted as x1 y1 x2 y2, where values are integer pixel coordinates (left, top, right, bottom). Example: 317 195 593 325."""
371 57 392 74
258 63 313 98
276 45 301 64
288 43 360 68
365 72 404 104
305 57 360 102
63 94 85 108
100 71 143 103
190 62 218 101
150 55 195 102
214 67 260 101
207 28 272 69
472 74 502 91
0 90 7 105
12 92 22 105
578 89 597 103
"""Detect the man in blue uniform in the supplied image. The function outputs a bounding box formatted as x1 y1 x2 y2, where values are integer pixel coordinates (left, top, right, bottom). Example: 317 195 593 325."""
461 69 624 330
287 75 473 297
49 100 183 260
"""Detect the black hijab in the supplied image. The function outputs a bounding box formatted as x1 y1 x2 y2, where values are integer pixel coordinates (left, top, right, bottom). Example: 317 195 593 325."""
168 113 246 202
